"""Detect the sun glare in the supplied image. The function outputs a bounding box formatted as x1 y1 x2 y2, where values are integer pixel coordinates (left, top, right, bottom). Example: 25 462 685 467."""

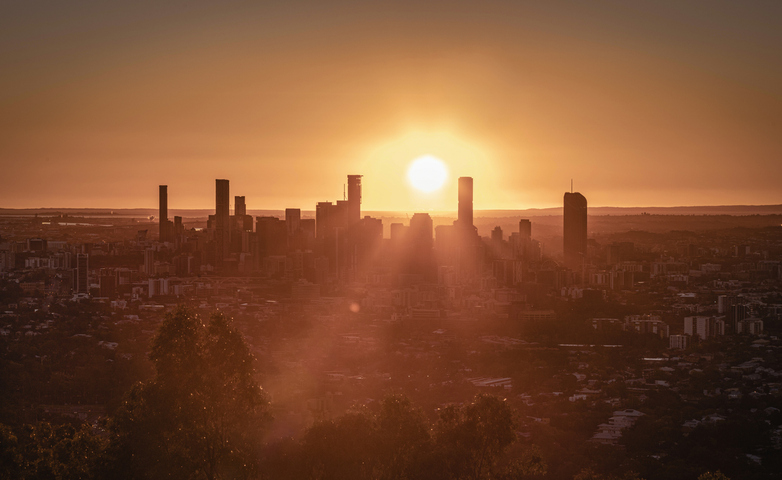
407 155 448 193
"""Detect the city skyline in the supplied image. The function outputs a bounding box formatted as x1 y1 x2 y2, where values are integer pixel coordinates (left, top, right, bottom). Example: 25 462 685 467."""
2 1 782 210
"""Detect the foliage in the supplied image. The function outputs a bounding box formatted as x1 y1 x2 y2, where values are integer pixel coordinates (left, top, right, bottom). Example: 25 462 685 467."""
433 394 517 480
102 306 270 480
0 421 105 480
275 393 531 480
697 472 731 480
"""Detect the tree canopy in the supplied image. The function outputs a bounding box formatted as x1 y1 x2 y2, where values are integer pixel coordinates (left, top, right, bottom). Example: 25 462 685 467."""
102 307 271 480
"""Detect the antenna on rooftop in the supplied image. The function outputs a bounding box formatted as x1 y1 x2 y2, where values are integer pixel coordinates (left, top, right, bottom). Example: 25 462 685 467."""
571 179 573 193
343 184 346 201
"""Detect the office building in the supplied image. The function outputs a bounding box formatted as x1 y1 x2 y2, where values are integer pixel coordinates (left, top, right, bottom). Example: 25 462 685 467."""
407 213 436 280
256 216 287 257
174 216 183 238
235 196 246 216
316 202 334 241
684 316 726 341
519 219 531 240
286 208 301 238
75 253 89 294
669 334 689 350
347 175 362 227
458 177 473 227
144 248 155 276
563 191 588 270
159 185 172 242
215 179 230 262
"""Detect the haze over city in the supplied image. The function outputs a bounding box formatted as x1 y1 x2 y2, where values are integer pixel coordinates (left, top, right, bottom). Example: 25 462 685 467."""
2 3 782 480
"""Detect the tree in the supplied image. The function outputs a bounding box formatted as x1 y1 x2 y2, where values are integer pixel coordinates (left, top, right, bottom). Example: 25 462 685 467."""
102 307 270 480
5 422 106 480
0 424 21 479
493 445 547 480
433 394 516 480
301 411 378 480
298 396 432 480
375 395 431 480
698 472 731 480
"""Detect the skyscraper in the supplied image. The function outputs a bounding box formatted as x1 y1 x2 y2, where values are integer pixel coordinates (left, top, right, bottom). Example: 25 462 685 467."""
159 185 169 242
144 248 155 276
235 196 246 216
563 191 588 270
316 202 333 241
347 175 362 227
285 208 301 238
408 213 435 280
458 177 473 228
75 253 89 294
519 219 531 241
410 213 433 247
256 216 287 256
215 179 230 262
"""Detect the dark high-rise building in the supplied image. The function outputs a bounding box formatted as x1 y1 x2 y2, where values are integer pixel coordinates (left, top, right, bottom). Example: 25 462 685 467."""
347 175 362 226
75 253 89 294
215 179 230 262
300 218 316 250
563 191 588 270
519 219 531 240
159 185 169 242
491 226 505 259
491 226 503 243
256 216 287 256
235 196 246 216
316 202 333 241
458 177 473 227
286 208 301 238
516 219 532 260
410 213 433 247
354 216 383 269
408 213 435 280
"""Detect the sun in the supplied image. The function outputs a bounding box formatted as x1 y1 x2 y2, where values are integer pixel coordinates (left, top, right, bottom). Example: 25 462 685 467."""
407 155 448 193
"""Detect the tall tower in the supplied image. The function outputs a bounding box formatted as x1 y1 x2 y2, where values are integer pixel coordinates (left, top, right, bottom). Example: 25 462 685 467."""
215 179 230 262
235 196 246 216
563 191 588 270
347 175 362 227
286 208 301 237
159 185 168 241
458 177 473 228
410 213 434 247
409 213 435 280
75 253 89 294
519 219 531 241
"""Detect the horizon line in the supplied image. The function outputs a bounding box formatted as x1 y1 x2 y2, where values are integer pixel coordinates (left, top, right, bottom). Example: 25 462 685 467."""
2 203 782 214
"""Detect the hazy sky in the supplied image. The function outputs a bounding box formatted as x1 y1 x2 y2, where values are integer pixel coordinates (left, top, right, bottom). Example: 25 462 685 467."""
1 1 781 211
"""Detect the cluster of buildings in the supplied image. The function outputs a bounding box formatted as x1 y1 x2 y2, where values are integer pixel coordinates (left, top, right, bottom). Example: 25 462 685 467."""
1 171 780 347
151 175 573 289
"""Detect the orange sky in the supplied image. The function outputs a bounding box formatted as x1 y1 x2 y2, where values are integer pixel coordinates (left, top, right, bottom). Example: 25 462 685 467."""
1 1 781 212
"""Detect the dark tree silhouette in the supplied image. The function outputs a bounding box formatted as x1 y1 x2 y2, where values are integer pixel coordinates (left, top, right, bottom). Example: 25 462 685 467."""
433 394 516 480
102 307 270 480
